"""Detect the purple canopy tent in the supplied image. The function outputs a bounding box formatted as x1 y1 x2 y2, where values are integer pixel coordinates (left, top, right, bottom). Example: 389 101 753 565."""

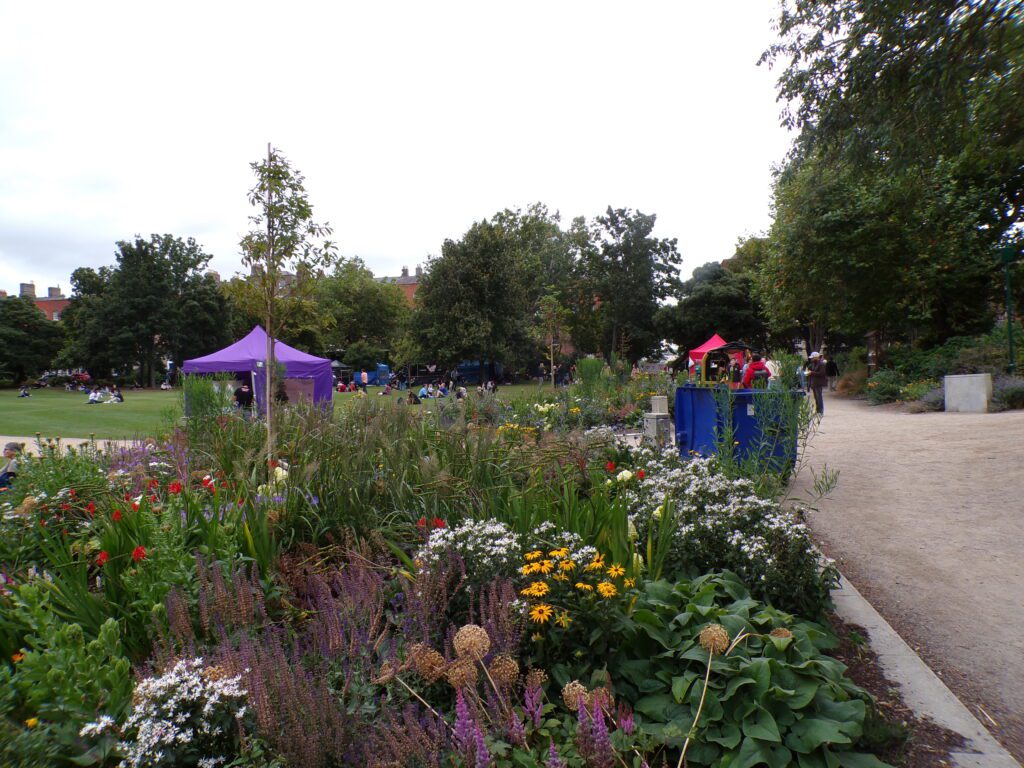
182 326 333 408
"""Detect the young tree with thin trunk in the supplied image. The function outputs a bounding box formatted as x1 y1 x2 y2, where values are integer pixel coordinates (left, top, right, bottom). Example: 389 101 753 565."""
239 145 335 461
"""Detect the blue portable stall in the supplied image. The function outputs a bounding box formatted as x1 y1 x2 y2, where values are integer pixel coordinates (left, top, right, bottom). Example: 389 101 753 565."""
675 384 801 474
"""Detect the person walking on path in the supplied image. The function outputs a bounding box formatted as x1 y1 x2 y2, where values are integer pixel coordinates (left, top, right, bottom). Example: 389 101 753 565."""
807 351 827 415
826 356 840 391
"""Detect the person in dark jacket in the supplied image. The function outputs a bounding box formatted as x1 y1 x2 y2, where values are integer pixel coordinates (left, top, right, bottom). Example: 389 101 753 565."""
807 351 828 415
825 356 840 391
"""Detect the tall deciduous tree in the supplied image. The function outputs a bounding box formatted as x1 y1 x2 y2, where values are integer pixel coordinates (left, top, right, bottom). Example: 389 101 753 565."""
577 207 682 363
760 0 1024 344
59 238 230 382
535 290 570 386
413 219 533 378
0 297 63 383
658 262 768 354
317 257 409 355
238 145 336 458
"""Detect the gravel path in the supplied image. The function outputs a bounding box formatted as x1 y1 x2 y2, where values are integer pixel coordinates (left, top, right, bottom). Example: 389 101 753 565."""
791 394 1024 761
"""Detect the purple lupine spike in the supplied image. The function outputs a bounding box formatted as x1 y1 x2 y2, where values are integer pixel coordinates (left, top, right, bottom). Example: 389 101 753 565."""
546 740 564 768
507 710 526 746
454 689 476 753
617 706 635 736
524 682 543 728
576 697 594 760
473 720 491 767
591 701 613 766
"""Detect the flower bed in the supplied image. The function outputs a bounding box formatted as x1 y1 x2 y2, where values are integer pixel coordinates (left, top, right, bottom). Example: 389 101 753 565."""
0 398 894 767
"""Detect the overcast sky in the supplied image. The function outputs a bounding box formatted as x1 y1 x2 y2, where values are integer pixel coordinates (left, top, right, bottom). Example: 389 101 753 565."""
0 1 793 297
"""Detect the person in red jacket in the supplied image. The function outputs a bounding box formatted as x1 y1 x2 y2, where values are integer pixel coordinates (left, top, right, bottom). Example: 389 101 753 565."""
742 353 770 388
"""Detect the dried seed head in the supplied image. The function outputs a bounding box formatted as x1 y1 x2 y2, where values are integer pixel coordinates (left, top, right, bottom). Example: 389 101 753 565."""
699 624 731 656
488 654 520 687
409 644 446 682
445 659 478 689
373 661 397 685
562 680 588 710
454 624 491 660
202 665 229 682
525 667 548 689
770 627 793 639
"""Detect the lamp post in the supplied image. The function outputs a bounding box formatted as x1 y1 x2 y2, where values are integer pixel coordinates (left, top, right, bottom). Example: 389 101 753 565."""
999 244 1019 375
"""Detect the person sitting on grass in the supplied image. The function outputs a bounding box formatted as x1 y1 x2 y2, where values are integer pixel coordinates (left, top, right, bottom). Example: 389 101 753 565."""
0 442 22 490
105 384 124 404
87 387 103 404
18 385 31 397
408 390 422 405
418 384 430 400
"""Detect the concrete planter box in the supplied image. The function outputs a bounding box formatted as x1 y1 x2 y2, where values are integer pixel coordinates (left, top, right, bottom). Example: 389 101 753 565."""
943 373 992 413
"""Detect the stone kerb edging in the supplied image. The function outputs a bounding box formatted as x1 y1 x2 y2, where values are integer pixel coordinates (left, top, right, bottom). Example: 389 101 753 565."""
831 574 1021 768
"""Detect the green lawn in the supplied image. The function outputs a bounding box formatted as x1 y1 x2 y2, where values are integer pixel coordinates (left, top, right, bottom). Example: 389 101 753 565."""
0 383 556 439
0 388 178 440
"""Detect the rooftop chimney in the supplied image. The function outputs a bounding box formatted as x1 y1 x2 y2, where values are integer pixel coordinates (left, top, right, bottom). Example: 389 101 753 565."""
400 266 409 278
48 286 62 298
415 265 423 278
19 282 35 298
0 290 7 298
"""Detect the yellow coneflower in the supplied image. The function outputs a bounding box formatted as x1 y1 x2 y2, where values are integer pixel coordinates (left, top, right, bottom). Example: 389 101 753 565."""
606 564 626 578
585 554 606 571
623 578 636 588
555 611 572 628
575 582 594 592
525 550 544 561
521 563 542 575
548 547 570 558
537 559 554 574
520 581 550 598
25 718 38 728
551 572 569 581
529 604 554 624
558 559 576 572
597 581 618 598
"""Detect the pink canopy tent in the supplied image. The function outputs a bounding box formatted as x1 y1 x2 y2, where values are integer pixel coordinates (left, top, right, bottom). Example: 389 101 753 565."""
686 334 745 371
182 326 333 408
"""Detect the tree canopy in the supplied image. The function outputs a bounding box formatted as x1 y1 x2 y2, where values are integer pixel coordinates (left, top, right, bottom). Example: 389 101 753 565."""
0 297 64 383
756 0 1024 346
59 235 230 382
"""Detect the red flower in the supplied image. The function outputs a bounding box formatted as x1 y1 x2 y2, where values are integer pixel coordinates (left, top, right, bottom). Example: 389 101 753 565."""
131 501 140 512
149 494 158 503
60 503 71 512
432 517 446 529
96 551 109 567
605 461 616 472
148 478 159 489
69 489 77 499
637 470 645 480
416 517 427 527
237 498 244 507
268 459 279 469
123 492 131 501
85 502 96 516
131 546 147 562
168 481 183 495
111 509 122 522
201 476 214 489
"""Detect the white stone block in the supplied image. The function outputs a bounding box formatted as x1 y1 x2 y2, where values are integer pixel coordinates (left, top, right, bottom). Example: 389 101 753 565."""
643 412 672 446
650 395 669 415
943 373 992 414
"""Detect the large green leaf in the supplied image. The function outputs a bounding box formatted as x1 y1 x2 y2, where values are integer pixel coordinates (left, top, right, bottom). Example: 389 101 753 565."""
742 706 782 743
786 718 853 753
